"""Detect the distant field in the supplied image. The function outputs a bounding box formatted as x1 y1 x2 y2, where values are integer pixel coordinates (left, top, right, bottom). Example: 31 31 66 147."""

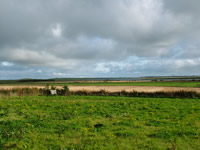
54 81 200 87
0 96 200 149
1 81 200 88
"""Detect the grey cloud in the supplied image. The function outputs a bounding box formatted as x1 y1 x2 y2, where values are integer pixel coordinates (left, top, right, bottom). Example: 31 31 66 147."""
0 0 200 78
93 57 200 77
164 0 200 14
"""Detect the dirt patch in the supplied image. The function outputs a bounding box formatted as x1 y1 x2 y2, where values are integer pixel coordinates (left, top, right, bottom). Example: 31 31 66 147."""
0 85 199 93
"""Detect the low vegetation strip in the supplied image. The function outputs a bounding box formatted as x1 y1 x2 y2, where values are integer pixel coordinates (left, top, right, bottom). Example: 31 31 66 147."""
0 88 200 98
0 96 200 149
71 90 200 98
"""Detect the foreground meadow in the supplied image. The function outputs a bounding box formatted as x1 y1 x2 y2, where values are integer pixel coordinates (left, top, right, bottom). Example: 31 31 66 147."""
0 96 200 149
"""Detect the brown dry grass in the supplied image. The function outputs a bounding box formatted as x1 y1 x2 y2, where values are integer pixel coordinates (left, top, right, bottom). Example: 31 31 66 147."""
69 86 200 93
0 85 200 93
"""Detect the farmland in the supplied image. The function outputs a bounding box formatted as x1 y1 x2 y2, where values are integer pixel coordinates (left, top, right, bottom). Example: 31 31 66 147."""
1 80 200 95
0 96 200 149
1 85 200 94
1 78 200 88
45 81 200 87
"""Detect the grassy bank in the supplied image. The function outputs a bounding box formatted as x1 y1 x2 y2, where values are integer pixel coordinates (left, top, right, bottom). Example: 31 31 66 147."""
0 96 200 149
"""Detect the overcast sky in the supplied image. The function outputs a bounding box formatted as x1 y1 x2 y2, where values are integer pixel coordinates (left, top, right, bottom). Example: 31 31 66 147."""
0 0 200 79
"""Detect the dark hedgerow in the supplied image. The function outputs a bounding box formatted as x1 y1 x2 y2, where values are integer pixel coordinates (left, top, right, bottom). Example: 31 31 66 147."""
70 90 200 98
0 88 199 98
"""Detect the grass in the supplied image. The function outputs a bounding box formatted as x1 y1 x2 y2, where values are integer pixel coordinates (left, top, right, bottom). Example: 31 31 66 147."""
0 96 200 149
1 81 200 87
56 81 200 87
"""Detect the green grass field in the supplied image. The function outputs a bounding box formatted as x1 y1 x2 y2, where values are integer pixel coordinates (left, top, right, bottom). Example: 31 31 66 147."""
1 81 200 88
55 81 200 87
0 96 200 149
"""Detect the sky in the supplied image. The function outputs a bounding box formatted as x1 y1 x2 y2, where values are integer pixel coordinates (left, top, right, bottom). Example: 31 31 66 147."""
0 0 200 79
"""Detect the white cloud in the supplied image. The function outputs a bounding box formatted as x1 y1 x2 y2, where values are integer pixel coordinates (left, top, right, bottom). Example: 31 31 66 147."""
51 24 62 38
95 63 110 73
52 72 67 77
1 61 13 67
175 59 199 69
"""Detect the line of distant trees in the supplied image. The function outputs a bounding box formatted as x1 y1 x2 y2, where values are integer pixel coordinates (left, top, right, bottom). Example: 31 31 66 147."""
18 79 55 82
